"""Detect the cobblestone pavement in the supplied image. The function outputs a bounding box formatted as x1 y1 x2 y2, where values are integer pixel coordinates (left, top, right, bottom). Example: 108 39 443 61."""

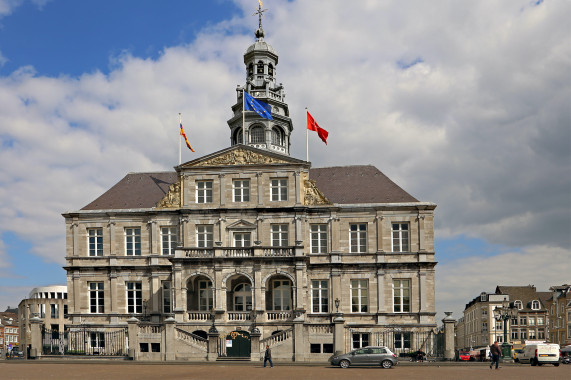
1 361 569 380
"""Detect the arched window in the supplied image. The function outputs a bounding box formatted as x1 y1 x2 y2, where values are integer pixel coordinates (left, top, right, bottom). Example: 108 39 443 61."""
257 60 264 74
233 283 252 311
268 63 274 76
250 126 265 143
248 63 253 76
271 127 283 146
514 300 523 310
234 128 243 145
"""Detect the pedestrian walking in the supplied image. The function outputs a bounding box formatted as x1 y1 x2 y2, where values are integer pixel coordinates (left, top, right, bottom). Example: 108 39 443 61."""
489 341 501 370
264 345 273 368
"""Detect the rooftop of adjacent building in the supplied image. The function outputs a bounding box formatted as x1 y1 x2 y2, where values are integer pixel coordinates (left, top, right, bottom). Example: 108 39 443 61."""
28 285 68 300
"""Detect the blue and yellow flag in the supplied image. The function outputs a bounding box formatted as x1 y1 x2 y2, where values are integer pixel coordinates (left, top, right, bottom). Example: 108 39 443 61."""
244 91 273 120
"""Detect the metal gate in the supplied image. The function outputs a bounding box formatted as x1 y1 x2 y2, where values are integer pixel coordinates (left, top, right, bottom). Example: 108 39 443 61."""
42 326 128 356
348 326 444 359
224 330 251 357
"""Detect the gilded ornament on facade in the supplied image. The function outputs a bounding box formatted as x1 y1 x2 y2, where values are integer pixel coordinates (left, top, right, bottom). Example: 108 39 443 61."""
156 181 181 208
198 148 289 166
304 179 331 205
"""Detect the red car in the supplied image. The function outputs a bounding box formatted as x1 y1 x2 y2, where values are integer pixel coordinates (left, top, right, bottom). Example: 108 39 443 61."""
459 352 471 361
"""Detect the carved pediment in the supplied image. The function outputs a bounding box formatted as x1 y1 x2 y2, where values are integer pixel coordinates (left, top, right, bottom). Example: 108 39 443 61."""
192 148 289 167
156 180 181 208
304 179 331 206
226 219 257 230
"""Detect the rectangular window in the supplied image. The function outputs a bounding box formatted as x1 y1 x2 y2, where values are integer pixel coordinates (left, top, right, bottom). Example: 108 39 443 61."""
528 317 535 325
310 343 322 353
310 224 327 254
495 321 503 331
89 282 104 314
63 304 68 316
529 329 536 339
198 280 213 311
350 279 368 313
520 330 527 339
511 317 518 326
161 226 178 255
311 280 329 313
394 332 411 349
520 316 527 326
126 282 142 314
538 328 545 339
233 179 250 202
50 304 59 319
511 329 519 339
234 232 251 247
196 180 213 203
151 343 161 352
393 279 411 313
196 225 213 248
350 223 367 253
162 281 172 314
271 224 289 247
272 279 292 311
537 316 544 325
88 228 103 256
90 332 105 348
125 228 141 256
352 333 369 349
392 223 409 252
39 304 46 318
270 178 288 201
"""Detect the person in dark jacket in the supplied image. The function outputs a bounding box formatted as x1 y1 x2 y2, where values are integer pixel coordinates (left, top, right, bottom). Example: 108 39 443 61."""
490 341 501 369
264 345 273 368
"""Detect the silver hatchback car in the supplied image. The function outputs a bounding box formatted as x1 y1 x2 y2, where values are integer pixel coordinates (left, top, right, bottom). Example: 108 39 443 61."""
330 346 398 368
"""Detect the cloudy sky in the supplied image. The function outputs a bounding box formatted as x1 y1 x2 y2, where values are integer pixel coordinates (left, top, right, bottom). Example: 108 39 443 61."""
0 0 569 320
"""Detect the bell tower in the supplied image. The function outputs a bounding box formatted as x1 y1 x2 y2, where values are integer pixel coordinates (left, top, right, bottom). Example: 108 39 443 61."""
227 3 293 156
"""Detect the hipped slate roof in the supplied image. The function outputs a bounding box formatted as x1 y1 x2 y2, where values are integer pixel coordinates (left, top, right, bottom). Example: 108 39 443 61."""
81 165 418 211
495 285 547 312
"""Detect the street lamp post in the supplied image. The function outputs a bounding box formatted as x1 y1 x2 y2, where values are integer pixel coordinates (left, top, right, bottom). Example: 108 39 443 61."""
493 297 517 360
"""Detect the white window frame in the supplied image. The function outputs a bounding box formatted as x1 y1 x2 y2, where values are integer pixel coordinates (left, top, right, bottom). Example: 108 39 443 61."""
233 179 250 202
125 227 141 256
196 180 213 203
531 300 540 310
350 279 368 313
514 300 523 310
270 178 288 201
391 223 409 252
272 279 292 311
349 223 367 253
88 228 103 256
271 224 289 247
393 279 411 313
198 280 214 311
394 332 411 349
126 282 142 314
89 282 104 314
196 225 213 248
233 232 251 248
310 224 327 254
311 280 329 313
161 226 178 255
233 283 252 311
352 332 370 349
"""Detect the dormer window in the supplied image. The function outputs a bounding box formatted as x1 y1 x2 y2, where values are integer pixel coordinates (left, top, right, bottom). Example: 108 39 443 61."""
531 300 540 310
514 300 523 310
257 60 264 74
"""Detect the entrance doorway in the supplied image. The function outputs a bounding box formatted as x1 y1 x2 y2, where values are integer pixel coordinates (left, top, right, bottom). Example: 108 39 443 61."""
225 330 251 357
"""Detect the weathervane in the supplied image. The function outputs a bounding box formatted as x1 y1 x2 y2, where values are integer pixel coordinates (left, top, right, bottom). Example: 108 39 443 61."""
253 0 268 34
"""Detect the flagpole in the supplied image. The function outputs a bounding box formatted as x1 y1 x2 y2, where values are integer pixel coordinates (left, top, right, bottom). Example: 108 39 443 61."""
242 88 246 145
178 113 182 165
305 108 309 162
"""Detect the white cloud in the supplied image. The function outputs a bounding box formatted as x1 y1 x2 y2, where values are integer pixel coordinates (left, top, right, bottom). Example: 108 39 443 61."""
436 245 571 320
0 0 569 311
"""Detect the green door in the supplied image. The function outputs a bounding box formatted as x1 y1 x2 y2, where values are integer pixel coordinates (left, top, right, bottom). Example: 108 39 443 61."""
225 331 251 357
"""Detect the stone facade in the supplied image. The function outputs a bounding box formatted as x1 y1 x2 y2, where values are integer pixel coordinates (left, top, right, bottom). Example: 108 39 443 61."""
56 18 438 362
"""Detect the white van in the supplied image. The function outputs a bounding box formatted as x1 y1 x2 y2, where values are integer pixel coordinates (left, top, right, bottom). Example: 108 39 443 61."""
518 343 560 366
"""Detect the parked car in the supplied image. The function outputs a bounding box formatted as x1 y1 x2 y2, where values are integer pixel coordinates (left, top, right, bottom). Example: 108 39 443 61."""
330 346 398 369
458 351 471 361
513 349 524 363
518 343 560 366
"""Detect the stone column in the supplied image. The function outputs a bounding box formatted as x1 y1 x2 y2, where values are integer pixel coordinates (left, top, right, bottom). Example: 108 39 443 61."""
173 262 184 322
293 313 306 362
333 314 345 355
253 264 263 312
376 215 384 252
71 221 79 256
256 172 264 206
219 174 226 206
294 171 301 206
376 270 386 315
443 312 456 361
148 221 158 255
417 214 426 252
164 317 176 361
108 219 116 256
109 271 118 320
207 328 219 361
250 328 262 361
127 317 139 360
29 317 43 359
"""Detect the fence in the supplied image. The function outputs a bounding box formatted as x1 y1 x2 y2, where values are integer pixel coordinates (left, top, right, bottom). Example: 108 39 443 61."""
41 326 128 356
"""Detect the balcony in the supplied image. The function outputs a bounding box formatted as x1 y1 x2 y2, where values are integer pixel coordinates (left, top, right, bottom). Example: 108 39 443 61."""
176 246 295 259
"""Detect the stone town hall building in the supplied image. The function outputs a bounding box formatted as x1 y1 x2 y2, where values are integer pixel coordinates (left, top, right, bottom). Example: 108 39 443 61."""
56 20 437 362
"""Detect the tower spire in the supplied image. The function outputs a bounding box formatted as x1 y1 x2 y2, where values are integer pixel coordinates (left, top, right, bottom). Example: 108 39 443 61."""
253 0 267 39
